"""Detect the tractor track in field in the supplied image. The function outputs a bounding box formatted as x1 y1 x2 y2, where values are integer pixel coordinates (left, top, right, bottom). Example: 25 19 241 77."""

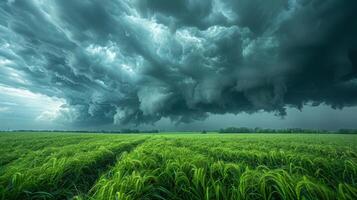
65 138 149 200
23 138 150 200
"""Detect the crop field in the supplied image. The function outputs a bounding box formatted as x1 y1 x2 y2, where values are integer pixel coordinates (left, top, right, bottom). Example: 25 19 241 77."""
0 133 356 200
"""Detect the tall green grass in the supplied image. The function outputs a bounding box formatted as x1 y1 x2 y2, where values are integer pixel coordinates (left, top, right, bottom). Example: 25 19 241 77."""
0 133 147 199
0 133 356 199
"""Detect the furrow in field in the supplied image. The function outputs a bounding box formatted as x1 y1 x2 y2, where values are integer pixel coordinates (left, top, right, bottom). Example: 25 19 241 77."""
0 136 148 200
69 138 148 200
1 134 356 200
88 137 211 200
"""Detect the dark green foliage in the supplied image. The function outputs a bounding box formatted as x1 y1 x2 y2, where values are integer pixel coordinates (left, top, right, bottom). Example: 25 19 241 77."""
218 127 348 134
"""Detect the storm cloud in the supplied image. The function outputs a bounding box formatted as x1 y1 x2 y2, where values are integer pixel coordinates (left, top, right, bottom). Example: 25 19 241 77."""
1 0 357 127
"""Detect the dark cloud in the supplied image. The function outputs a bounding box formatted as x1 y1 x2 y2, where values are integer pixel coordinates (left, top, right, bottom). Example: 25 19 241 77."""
0 0 357 127
134 0 217 30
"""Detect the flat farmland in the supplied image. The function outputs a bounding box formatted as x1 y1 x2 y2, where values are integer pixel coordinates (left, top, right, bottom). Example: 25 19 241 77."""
0 133 356 200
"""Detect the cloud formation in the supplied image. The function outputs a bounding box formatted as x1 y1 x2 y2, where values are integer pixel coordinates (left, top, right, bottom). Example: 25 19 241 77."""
0 0 357 127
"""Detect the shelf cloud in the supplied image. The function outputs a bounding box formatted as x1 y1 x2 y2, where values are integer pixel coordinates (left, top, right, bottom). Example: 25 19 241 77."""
1 0 357 127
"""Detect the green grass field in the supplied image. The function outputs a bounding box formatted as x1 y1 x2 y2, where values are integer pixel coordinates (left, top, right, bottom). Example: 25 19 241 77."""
0 133 356 200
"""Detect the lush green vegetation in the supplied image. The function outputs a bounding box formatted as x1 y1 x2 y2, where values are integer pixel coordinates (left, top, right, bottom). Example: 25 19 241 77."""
0 133 356 200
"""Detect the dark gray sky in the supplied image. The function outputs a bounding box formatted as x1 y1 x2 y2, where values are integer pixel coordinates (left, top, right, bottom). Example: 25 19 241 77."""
1 0 357 130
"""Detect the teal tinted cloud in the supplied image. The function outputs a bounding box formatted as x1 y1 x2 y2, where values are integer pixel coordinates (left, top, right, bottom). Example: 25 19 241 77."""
0 0 356 128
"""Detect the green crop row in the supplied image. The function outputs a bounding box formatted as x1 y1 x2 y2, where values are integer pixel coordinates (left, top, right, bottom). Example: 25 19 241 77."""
88 136 357 200
0 133 147 199
0 133 356 200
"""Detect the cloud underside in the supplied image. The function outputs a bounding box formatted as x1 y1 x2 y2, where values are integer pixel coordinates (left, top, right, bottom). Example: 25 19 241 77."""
1 0 357 126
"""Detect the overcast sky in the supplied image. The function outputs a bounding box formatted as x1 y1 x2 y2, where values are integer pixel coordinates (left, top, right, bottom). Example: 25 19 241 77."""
1 0 357 131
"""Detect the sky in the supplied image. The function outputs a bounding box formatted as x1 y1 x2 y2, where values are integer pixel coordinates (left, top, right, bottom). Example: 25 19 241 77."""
0 0 357 131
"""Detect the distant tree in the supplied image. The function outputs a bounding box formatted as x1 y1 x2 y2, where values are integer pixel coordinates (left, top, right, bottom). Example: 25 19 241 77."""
201 130 207 134
121 129 140 133
338 129 357 134
219 127 252 133
218 127 335 134
143 129 159 133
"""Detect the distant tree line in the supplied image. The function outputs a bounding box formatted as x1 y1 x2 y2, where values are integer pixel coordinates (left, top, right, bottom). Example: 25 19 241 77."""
337 129 357 134
0 129 160 134
1 128 357 134
119 129 159 133
218 127 357 134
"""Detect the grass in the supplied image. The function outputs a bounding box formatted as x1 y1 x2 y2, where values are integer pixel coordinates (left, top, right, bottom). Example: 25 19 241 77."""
0 133 356 199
